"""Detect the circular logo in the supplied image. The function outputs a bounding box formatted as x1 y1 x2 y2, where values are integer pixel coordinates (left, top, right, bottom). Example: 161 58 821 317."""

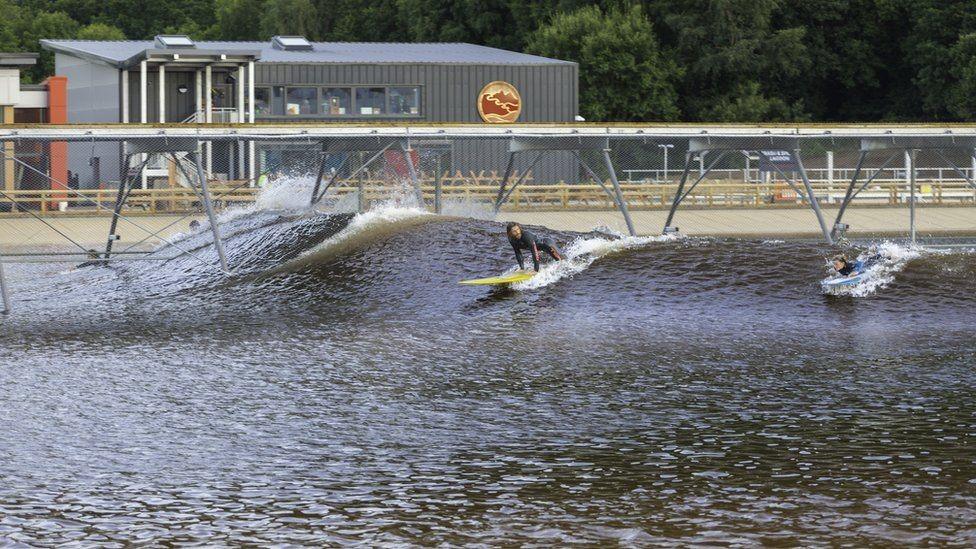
478 81 522 123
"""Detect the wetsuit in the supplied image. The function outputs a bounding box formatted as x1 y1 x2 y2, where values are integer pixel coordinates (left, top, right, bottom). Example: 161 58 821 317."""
838 260 864 276
509 230 559 271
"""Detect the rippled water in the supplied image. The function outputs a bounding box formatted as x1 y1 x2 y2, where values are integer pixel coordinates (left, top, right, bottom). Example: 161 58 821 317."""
0 206 974 545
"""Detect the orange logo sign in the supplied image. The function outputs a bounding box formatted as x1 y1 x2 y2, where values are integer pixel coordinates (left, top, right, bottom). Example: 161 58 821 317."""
478 81 522 123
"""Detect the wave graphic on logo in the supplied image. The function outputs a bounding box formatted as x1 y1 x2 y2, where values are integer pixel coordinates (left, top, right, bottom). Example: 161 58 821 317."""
478 83 521 123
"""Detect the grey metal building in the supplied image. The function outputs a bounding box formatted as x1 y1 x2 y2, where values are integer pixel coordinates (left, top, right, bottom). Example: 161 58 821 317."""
40 36 578 189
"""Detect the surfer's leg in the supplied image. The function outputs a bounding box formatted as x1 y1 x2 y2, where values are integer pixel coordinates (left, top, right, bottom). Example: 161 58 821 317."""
541 238 563 261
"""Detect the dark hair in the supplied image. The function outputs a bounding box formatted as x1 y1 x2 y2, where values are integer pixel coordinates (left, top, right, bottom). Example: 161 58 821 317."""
832 254 848 264
506 222 520 234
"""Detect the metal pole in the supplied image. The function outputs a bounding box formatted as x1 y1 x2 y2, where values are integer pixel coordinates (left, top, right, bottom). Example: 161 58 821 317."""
794 149 833 245
0 253 11 314
493 152 516 210
601 148 636 236
434 161 443 214
831 150 867 240
496 151 544 211
308 151 331 206
105 153 138 259
193 149 230 273
158 64 166 123
909 148 917 244
664 152 693 230
400 140 424 206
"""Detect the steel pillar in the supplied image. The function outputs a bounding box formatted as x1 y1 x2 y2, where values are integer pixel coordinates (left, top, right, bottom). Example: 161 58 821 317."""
794 149 834 245
493 152 516 211
832 151 899 239
601 149 636 236
105 154 148 259
0 253 10 314
400 140 424 206
193 149 230 272
664 152 694 231
494 151 544 213
909 149 917 244
434 168 443 214
310 142 393 206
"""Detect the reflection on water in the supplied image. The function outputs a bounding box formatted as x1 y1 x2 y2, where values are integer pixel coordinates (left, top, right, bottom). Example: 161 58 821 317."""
0 209 974 545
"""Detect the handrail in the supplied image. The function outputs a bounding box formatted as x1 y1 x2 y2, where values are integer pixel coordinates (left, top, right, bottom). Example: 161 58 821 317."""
0 181 971 216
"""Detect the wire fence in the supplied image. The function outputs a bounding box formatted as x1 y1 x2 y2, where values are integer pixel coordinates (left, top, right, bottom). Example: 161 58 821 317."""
1 127 975 260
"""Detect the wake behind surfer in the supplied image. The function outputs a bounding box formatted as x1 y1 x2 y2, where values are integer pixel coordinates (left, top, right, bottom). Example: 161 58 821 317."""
506 222 562 272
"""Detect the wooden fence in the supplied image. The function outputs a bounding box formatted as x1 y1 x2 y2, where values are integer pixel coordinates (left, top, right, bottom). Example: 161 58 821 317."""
0 180 973 216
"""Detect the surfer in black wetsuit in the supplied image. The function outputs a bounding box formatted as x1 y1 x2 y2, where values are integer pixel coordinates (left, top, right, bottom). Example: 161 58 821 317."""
506 222 562 272
832 254 859 276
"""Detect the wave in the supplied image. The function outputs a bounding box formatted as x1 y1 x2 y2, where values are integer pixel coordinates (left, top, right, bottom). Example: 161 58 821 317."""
512 231 680 290
821 241 922 297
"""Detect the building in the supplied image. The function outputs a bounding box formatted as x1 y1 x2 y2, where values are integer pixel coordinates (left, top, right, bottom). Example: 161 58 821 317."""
0 53 67 195
40 36 579 189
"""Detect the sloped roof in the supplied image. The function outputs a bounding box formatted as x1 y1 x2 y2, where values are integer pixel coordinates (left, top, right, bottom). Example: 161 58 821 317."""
40 39 574 67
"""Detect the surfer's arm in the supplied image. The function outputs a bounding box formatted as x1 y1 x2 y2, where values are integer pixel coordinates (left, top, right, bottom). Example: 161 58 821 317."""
511 241 525 270
531 243 540 271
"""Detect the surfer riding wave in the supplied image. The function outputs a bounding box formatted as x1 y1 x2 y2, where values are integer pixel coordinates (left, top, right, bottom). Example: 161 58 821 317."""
506 222 562 272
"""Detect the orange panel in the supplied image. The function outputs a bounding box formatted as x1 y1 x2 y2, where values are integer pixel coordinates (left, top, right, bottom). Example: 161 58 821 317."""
43 76 68 206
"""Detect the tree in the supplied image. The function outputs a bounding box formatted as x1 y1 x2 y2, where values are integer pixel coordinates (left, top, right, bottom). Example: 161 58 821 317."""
76 22 125 40
259 0 321 40
17 11 79 82
211 0 265 40
527 4 680 122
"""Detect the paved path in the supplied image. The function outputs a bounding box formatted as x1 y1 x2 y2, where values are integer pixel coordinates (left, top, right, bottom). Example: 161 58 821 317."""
0 206 973 250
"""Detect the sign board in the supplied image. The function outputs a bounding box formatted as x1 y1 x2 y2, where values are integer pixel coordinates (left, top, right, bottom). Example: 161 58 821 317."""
758 150 798 173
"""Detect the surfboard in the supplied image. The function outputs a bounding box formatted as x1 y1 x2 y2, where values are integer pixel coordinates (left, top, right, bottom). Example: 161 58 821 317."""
821 273 866 290
459 271 536 286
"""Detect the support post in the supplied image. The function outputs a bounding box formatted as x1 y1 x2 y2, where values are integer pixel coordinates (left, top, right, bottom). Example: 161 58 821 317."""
193 148 230 273
247 61 255 124
400 140 424 206
664 152 694 231
493 152 516 210
0 252 10 314
204 65 213 180
601 148 636 236
139 61 147 123
195 69 202 120
826 150 834 192
158 64 166 123
794 149 833 245
434 167 443 214
237 65 245 123
909 148 917 244
831 150 866 239
105 154 140 259
495 152 543 212
121 69 129 123
309 151 331 206
311 143 392 206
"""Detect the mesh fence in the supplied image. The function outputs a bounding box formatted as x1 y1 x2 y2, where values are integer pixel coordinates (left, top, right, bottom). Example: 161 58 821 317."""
1 129 975 260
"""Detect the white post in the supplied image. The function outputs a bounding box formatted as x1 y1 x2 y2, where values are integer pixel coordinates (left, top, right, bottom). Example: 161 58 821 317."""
247 61 255 124
139 60 147 123
158 64 166 123
827 150 834 198
236 66 245 179
971 148 975 182
204 65 213 123
139 60 148 189
120 69 129 123
698 152 705 176
237 65 245 123
194 69 202 121
247 61 256 181
204 65 213 179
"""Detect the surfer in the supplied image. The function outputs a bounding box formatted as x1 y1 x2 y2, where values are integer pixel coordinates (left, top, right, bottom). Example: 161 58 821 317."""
831 254 862 277
506 222 562 272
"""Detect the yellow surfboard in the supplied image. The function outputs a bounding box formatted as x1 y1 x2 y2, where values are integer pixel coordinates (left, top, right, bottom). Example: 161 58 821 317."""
459 271 536 286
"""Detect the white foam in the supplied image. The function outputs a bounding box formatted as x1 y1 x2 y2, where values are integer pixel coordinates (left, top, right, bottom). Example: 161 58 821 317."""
512 232 676 290
821 241 922 297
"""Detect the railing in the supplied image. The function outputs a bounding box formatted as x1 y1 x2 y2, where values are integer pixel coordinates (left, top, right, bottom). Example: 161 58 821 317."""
623 167 976 185
1 181 973 216
180 108 242 124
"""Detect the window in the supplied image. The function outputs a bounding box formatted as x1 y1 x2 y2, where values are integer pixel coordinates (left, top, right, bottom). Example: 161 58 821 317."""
320 87 351 115
253 87 272 116
272 35 313 51
155 35 195 48
356 87 386 115
389 86 420 115
272 87 285 115
286 87 317 115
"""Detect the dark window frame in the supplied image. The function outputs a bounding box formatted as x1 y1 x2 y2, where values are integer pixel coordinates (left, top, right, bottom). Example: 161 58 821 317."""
255 84 423 120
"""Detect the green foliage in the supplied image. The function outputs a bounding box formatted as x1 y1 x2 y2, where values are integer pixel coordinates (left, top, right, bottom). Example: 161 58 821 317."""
7 0 976 121
527 5 680 121
76 23 125 41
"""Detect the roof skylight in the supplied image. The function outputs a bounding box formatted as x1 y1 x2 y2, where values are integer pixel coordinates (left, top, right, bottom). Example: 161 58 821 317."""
272 36 313 51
